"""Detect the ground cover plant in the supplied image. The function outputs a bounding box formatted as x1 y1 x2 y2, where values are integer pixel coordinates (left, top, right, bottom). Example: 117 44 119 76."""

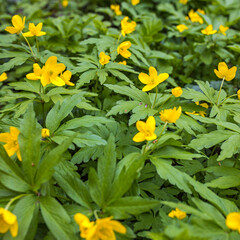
0 0 240 239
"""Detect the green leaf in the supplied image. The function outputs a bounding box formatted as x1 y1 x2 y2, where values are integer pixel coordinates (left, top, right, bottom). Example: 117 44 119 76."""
106 197 160 219
76 69 97 88
97 69 108 84
18 104 41 185
206 176 240 189
98 134 116 205
40 196 77 240
46 93 83 133
34 136 74 189
105 84 151 105
217 134 240 161
108 69 133 84
54 161 92 209
106 100 139 116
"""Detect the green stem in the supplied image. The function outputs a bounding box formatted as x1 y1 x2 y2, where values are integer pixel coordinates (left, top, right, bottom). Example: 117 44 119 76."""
21 32 35 58
94 210 99 219
35 36 39 53
219 94 237 106
147 122 168 155
151 87 158 109
116 32 122 45
159 95 171 109
5 194 27 210
143 141 149 154
216 77 225 106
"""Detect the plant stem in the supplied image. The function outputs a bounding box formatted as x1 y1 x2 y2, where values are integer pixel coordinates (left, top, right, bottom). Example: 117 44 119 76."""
5 194 27 210
94 210 99 219
216 77 225 106
116 32 122 45
35 36 39 53
152 87 158 109
219 94 237 106
21 32 35 58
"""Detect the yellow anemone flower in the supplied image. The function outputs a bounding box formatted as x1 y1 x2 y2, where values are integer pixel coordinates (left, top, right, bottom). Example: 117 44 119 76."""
132 0 140 5
121 16 136 37
138 66 169 92
110 4 122 16
188 9 203 24
26 63 42 81
60 70 74 86
117 41 131 58
23 23 46 37
74 213 95 239
0 208 18 237
197 9 205 15
118 61 127 65
160 106 182 123
41 56 66 86
237 90 240 100
133 116 157 142
201 24 217 35
172 86 183 97
214 62 237 81
0 72 7 82
226 212 240 233
99 52 111 65
0 127 22 161
179 0 188 4
219 25 229 36
62 0 68 7
90 217 126 240
176 24 188 32
41 128 50 138
5 15 25 34
168 208 187 220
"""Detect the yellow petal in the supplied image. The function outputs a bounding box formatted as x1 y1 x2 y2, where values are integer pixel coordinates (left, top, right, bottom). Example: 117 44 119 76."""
74 213 90 225
12 15 23 30
136 121 146 132
218 62 228 75
133 132 146 142
142 84 155 92
157 73 169 84
45 56 57 67
54 63 66 74
109 220 126 234
138 73 151 84
225 66 237 81
149 67 157 79
10 220 18 237
50 76 66 86
226 212 240 231
145 133 157 141
214 69 223 79
22 31 34 37
0 72 8 82
5 26 19 34
0 133 10 143
3 209 17 225
10 127 20 137
33 63 42 76
37 31 46 36
35 22 43 33
146 116 156 133
26 73 39 80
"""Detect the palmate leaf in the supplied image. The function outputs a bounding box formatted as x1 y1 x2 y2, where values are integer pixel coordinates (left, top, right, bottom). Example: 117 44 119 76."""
105 196 160 219
40 196 77 240
151 157 238 215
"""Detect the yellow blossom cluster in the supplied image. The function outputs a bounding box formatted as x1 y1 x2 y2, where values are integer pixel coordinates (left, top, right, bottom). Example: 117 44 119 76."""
26 56 74 87
121 16 136 37
168 208 187 220
74 213 126 240
110 4 122 16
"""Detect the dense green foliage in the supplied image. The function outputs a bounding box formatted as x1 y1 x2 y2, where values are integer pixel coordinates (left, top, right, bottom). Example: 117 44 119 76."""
0 0 240 239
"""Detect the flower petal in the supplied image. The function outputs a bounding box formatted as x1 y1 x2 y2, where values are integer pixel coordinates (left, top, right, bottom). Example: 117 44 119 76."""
133 132 146 142
142 84 155 92
214 69 223 79
50 76 66 86
146 116 156 133
0 133 10 143
225 66 237 81
157 73 169 84
10 220 18 237
149 67 157 79
22 31 34 37
136 121 146 132
109 220 126 234
12 15 23 29
5 26 18 34
3 209 17 225
45 56 57 67
138 73 151 84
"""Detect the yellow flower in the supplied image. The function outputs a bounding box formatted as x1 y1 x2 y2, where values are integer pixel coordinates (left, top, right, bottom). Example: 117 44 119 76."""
5 15 25 34
196 101 208 117
0 208 18 237
138 66 169 92
121 16 136 37
41 128 50 138
110 4 122 16
117 41 131 58
160 107 182 123
172 87 183 97
214 62 237 81
22 23 46 37
176 24 188 32
133 116 157 142
226 212 240 233
118 61 127 65
0 72 7 82
168 208 186 220
201 24 217 35
131 0 140 5
99 52 110 65
26 63 42 82
197 9 205 15
188 9 203 24
62 0 69 7
179 0 188 4
74 214 126 240
89 217 126 240
219 25 229 36
74 213 95 239
41 56 66 86
0 127 22 161
237 90 240 100
60 70 74 86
